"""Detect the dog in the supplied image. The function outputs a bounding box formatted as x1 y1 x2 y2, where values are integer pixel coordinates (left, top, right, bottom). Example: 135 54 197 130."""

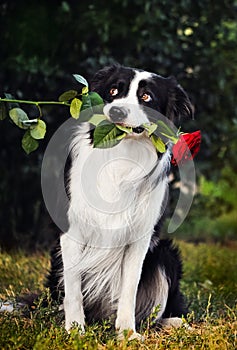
46 64 194 340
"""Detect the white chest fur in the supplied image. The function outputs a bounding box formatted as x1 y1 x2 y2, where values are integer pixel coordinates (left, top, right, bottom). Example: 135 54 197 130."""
67 124 170 248
61 123 171 332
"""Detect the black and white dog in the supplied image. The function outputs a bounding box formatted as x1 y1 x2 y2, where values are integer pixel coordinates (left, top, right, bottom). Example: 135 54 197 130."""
47 64 193 340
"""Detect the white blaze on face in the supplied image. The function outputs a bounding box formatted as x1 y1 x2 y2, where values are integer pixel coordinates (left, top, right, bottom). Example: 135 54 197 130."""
103 71 153 127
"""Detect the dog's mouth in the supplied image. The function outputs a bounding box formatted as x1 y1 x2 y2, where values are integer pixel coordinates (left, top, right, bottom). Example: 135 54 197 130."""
116 123 145 134
132 126 145 134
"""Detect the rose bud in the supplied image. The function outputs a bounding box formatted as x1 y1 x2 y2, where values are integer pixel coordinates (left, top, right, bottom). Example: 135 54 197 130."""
171 130 201 166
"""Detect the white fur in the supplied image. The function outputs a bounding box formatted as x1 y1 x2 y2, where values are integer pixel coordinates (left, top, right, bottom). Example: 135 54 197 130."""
153 268 170 320
61 71 171 335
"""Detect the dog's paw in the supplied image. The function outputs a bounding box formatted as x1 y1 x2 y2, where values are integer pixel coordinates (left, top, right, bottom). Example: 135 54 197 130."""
127 331 145 342
65 321 85 334
117 329 144 342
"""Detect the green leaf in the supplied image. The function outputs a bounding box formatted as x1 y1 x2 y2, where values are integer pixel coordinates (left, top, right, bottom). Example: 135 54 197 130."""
0 102 7 120
89 92 104 107
88 114 108 126
22 130 39 154
4 93 15 99
156 120 178 142
70 98 82 119
82 86 89 95
73 74 89 87
116 133 127 141
81 94 92 111
58 90 78 102
93 123 125 148
142 122 158 135
30 120 46 139
4 93 19 109
150 134 166 153
116 124 133 133
9 108 29 129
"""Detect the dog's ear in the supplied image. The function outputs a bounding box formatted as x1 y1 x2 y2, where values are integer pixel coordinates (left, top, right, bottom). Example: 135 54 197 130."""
166 77 194 121
90 64 120 95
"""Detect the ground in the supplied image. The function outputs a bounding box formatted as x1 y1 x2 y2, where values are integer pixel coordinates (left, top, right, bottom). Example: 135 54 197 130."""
0 241 236 349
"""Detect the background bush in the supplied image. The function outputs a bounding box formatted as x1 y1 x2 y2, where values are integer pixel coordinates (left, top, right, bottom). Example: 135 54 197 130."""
1 0 237 250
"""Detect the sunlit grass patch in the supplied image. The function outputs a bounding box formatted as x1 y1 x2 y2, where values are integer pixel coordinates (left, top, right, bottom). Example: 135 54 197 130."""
0 242 236 349
0 251 49 300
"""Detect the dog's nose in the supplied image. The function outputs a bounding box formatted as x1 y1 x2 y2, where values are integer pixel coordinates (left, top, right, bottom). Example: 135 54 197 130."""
109 106 127 122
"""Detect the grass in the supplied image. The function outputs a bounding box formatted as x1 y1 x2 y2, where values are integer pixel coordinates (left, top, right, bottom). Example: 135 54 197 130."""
0 241 236 349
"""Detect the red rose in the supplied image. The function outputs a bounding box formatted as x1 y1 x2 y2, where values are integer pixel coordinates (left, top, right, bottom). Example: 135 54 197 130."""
171 130 201 166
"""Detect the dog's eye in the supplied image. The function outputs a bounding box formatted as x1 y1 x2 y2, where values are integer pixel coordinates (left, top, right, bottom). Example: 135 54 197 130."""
110 88 119 96
141 93 152 102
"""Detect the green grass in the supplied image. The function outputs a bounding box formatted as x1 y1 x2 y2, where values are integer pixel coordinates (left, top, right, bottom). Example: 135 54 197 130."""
0 242 236 349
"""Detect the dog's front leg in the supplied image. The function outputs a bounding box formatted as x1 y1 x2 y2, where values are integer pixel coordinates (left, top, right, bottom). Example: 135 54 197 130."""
60 233 85 332
116 237 150 340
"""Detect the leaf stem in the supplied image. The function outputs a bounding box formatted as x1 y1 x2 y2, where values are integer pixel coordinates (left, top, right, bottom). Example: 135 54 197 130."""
0 98 70 107
37 104 43 117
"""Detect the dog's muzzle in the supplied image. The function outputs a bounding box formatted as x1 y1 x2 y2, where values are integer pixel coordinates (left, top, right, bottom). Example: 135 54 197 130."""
107 105 145 134
108 106 128 123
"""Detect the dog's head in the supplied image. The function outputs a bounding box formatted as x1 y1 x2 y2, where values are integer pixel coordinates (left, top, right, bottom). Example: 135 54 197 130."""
90 64 194 127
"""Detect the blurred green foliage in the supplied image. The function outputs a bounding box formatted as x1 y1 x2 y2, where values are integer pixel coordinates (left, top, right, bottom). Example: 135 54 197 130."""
175 166 237 243
0 0 237 249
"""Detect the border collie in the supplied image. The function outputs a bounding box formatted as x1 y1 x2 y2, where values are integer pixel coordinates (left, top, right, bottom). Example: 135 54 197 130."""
47 64 194 340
